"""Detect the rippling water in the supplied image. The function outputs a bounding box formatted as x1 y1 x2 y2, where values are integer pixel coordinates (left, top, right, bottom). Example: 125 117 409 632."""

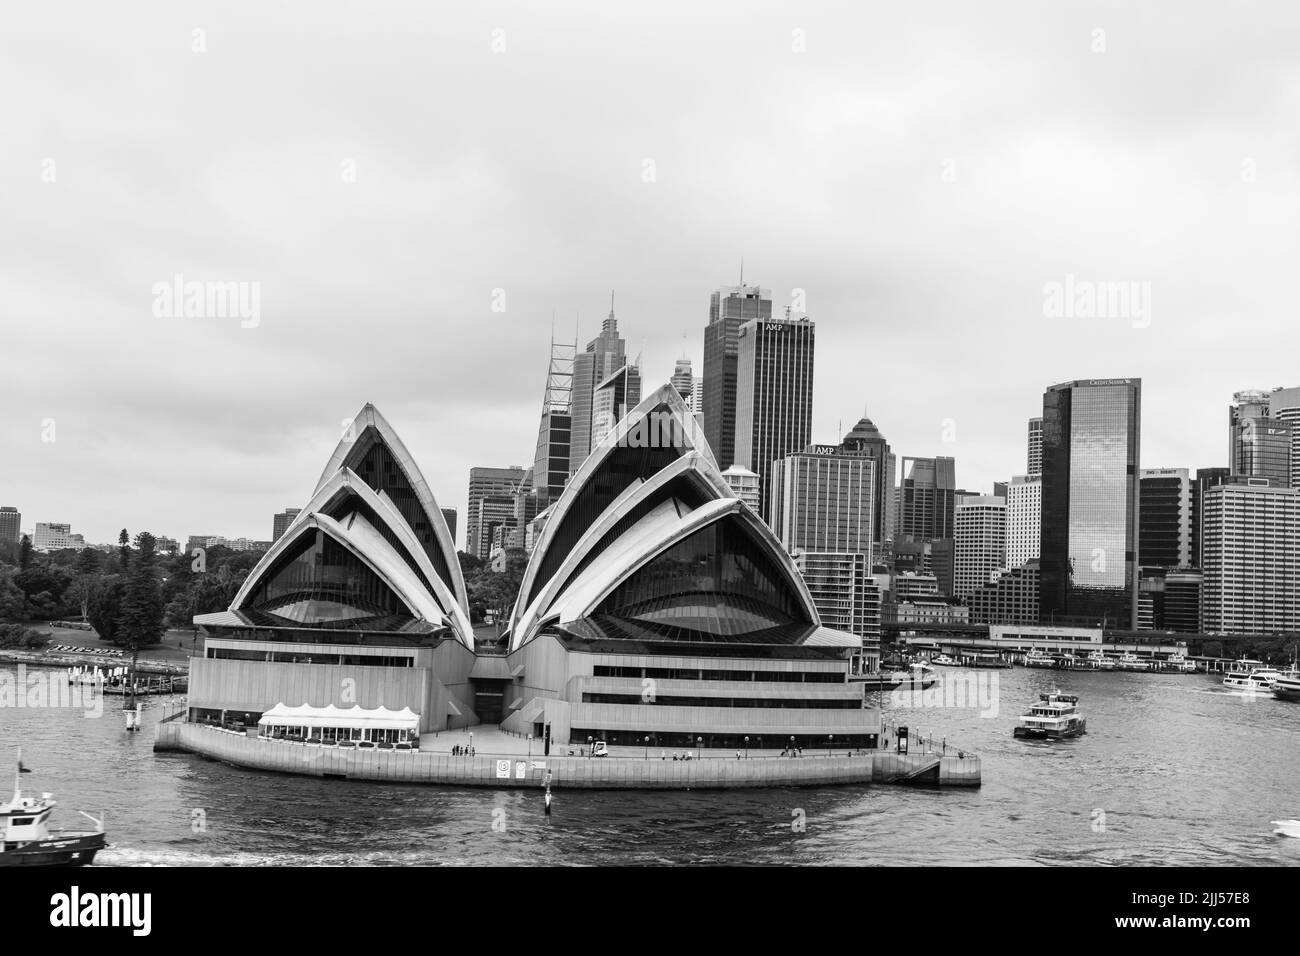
3 665 1297 865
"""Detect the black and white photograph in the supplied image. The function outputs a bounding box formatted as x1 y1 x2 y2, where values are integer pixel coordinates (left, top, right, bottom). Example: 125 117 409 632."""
1 0 1294 933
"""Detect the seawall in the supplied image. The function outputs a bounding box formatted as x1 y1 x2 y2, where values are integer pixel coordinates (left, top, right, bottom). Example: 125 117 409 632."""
155 720 980 789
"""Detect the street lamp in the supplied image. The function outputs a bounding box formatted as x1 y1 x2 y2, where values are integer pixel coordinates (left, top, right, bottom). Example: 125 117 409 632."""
744 736 749 759
527 733 533 758
790 735 796 756
468 731 473 755
587 735 593 759
644 735 650 759
696 736 702 760
828 734 834 756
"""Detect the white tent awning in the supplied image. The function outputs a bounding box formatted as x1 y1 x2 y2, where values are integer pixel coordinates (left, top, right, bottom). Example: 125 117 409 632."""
257 702 419 732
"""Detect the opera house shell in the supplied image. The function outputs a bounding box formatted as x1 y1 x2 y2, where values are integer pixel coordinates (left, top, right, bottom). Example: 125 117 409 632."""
189 404 479 733
188 390 881 751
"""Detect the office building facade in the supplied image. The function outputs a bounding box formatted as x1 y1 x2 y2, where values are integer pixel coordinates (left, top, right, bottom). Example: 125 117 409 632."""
467 466 528 559
897 456 956 541
734 313 815 520
0 507 19 544
33 522 86 552
569 303 628 475
1138 468 1191 569
720 465 761 513
272 508 302 543
1269 385 1300 489
1229 389 1292 487
1027 417 1043 477
590 363 642 449
967 560 1039 626
841 417 896 552
1039 378 1141 628
954 496 1006 599
702 284 771 471
1005 474 1041 570
768 446 875 555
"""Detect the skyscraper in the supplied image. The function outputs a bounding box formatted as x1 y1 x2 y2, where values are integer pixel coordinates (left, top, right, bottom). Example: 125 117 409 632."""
703 283 771 470
271 507 301 543
1191 467 1231 569
1027 417 1043 477
533 336 574 501
590 363 642 449
670 357 694 405
467 465 528 559
734 312 815 519
1201 479 1300 635
1229 389 1291 486
0 507 19 544
1005 474 1041 570
769 445 875 554
954 495 1006 599
841 417 895 552
569 297 627 475
1039 378 1141 628
1269 385 1300 489
1138 468 1191 569
897 456 957 541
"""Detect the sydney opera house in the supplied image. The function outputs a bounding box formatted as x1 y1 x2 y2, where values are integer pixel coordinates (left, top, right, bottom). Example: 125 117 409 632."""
189 385 881 752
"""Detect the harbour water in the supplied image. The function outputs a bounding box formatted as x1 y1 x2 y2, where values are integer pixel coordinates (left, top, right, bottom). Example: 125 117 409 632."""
2 664 1297 866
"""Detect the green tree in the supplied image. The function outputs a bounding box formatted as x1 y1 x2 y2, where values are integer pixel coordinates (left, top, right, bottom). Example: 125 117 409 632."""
19 534 33 570
88 580 125 643
118 528 131 573
0 572 26 622
118 531 165 653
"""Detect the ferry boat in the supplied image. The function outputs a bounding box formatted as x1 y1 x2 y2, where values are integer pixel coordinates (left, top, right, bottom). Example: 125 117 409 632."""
930 654 958 667
1115 651 1150 672
0 752 106 867
1273 672 1300 702
1085 650 1116 671
1023 649 1056 668
1222 659 1281 694
1163 652 1197 673
1013 691 1087 740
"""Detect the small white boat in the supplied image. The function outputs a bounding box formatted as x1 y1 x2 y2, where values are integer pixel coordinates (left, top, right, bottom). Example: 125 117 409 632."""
1023 650 1056 668
1164 652 1197 673
1222 659 1281 694
930 654 958 667
1115 651 1150 672
1085 650 1116 671
1272 820 1300 838
1014 691 1087 740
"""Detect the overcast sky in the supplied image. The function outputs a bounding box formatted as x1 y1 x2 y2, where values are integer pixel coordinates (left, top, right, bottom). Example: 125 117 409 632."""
3 1 1299 548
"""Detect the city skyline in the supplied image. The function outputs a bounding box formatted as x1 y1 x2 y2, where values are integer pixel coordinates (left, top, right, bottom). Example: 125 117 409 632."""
6 3 1300 547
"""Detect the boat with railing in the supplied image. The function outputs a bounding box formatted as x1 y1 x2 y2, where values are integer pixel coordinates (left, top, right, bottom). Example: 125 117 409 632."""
1085 650 1116 671
1023 649 1056 668
1013 691 1087 740
0 751 106 867
1222 659 1281 694
1115 651 1150 672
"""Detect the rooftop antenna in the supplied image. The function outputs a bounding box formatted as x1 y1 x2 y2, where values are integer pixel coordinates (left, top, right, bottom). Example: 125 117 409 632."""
739 257 744 289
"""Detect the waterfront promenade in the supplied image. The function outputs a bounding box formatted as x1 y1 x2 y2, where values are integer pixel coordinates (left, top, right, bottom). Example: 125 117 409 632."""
155 718 981 789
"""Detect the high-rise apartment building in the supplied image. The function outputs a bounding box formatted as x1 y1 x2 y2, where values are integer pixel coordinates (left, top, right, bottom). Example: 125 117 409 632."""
467 466 528 559
32 522 86 552
794 551 876 641
1005 474 1041 570
569 299 628 475
897 456 956 541
954 495 1006 598
1039 378 1141 628
734 313 815 519
1138 468 1192 569
271 507 302 543
1027 417 1043 477
0 507 20 544
1229 389 1292 487
1201 479 1300 635
720 465 761 513
703 283 771 470
769 446 875 554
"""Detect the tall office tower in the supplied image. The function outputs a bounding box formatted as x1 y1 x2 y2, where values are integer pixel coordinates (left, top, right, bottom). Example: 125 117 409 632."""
897 457 957 541
590 363 642 448
568 297 627 475
440 508 457 547
0 507 20 544
476 496 517 560
670 357 694 405
954 495 1006 599
1229 389 1292 486
1136 567 1166 631
1039 378 1141 628
1027 417 1043 477
1164 569 1203 633
734 313 815 519
794 551 875 640
769 446 875 554
1201 479 1300 635
1269 386 1300 489
967 559 1039 625
841 417 896 552
703 283 771 469
467 465 528 559
271 507 302 543
32 522 86 552
508 471 542 551
1191 467 1231 569
1138 468 1192 569
533 335 574 501
1005 474 1041 570
720 465 761 512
